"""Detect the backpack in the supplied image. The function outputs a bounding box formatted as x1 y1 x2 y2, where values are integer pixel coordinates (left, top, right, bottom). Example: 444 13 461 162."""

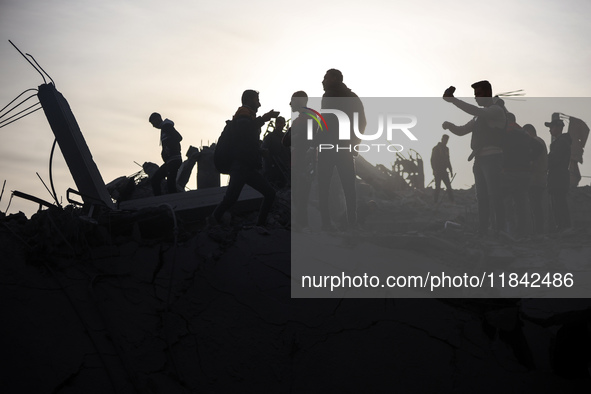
214 120 235 174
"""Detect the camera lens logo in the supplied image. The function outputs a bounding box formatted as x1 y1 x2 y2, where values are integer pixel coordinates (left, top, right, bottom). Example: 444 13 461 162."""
302 107 328 132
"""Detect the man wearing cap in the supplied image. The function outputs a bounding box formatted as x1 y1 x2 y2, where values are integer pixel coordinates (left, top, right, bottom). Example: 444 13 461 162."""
442 81 506 236
546 113 572 231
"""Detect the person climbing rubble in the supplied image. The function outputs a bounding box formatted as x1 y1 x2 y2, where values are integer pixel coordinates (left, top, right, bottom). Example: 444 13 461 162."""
148 112 183 196
208 90 279 228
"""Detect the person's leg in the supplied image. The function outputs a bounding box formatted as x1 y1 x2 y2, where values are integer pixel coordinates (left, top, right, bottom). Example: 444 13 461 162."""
529 186 544 234
317 153 334 229
555 190 571 230
442 172 454 202
166 158 182 194
473 158 490 234
212 169 246 222
502 173 516 236
151 163 168 196
244 168 276 226
513 173 530 238
480 153 505 234
292 173 312 228
335 153 357 227
434 174 442 203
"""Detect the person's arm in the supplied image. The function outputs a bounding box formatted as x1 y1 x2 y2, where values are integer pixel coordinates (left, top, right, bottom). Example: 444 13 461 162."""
442 119 475 136
443 86 497 118
256 110 280 127
445 148 453 173
447 97 489 117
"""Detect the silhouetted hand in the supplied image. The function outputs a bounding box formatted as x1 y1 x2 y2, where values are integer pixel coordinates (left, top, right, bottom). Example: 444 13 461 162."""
262 110 280 122
443 86 456 102
442 121 453 130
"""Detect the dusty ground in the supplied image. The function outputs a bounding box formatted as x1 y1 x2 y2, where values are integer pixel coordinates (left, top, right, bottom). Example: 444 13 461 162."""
1 186 591 393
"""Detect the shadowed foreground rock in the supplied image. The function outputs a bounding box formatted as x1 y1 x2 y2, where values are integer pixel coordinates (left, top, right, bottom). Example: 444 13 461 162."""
1 191 591 393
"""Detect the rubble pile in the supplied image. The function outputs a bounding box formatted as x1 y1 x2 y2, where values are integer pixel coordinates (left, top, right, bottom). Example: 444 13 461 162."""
1 185 591 393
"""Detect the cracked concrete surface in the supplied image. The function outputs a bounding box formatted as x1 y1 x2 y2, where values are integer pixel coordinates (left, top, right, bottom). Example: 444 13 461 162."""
2 191 591 393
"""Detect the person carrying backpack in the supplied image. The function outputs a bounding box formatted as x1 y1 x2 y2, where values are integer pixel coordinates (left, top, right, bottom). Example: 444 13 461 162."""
209 90 279 228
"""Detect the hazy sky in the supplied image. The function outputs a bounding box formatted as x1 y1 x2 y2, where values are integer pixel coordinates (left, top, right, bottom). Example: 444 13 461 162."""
1 0 590 216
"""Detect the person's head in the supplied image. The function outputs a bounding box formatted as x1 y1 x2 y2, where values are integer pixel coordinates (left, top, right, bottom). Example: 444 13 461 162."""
471 80 493 107
290 91 308 113
522 124 537 137
545 113 564 137
274 116 286 132
241 89 260 111
322 69 343 92
441 134 449 145
149 112 163 128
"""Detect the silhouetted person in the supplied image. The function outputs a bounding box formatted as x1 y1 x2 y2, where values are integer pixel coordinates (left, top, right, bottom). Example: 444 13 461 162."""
285 91 315 230
209 90 278 228
501 113 544 238
545 113 572 231
262 116 290 189
567 116 589 188
148 112 183 196
523 123 548 234
442 81 506 236
196 144 220 189
176 146 200 190
317 69 366 231
430 134 454 203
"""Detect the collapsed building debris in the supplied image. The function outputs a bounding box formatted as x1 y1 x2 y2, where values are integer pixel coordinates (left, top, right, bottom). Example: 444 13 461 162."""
3 185 591 392
3 42 591 393
393 149 425 189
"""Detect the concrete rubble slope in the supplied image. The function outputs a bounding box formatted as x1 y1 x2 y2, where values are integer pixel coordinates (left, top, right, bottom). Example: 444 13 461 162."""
2 186 591 393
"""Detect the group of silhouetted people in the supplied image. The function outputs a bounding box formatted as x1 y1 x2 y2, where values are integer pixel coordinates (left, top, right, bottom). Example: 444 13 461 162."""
148 68 366 231
147 73 579 235
442 80 575 237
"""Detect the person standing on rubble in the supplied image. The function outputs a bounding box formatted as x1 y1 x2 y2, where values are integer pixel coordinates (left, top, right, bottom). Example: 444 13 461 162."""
545 113 572 231
430 134 454 203
523 123 548 234
284 91 316 231
209 90 279 228
262 116 290 189
318 69 366 231
148 112 183 196
442 81 506 236
501 113 544 239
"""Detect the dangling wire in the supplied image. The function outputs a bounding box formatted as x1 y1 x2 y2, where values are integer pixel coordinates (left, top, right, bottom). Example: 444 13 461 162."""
49 138 61 208
9 40 46 84
0 88 41 129
26 53 55 87
0 88 37 117
0 102 42 128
